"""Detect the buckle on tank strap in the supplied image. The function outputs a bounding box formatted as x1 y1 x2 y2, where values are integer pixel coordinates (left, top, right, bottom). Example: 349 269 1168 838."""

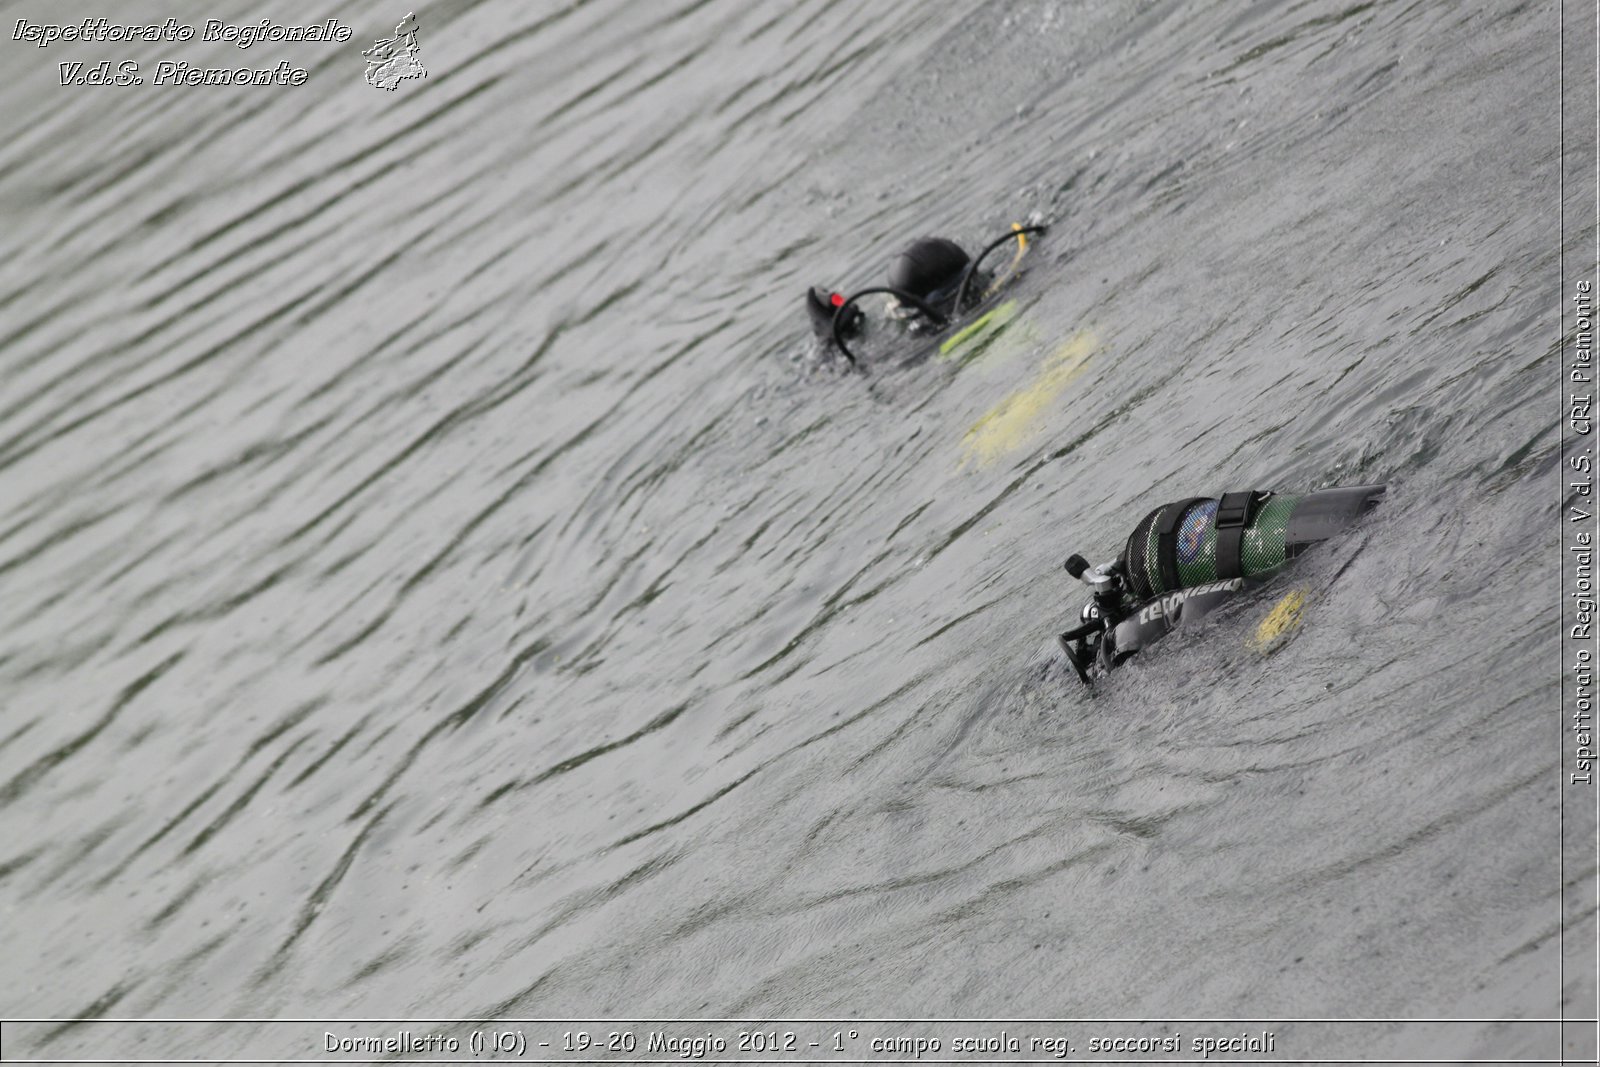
1214 491 1258 529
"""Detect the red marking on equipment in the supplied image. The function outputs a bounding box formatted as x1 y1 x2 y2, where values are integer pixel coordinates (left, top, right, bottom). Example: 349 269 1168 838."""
830 292 845 307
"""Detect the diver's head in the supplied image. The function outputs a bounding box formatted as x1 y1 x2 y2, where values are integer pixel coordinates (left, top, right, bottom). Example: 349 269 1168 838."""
886 237 970 319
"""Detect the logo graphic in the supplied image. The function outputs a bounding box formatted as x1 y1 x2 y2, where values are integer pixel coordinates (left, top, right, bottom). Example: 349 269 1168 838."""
1177 500 1217 563
1136 577 1244 625
363 12 425 90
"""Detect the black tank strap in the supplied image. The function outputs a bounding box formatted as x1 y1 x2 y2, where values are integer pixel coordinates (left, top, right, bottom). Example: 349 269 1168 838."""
1155 497 1210 594
1214 490 1262 580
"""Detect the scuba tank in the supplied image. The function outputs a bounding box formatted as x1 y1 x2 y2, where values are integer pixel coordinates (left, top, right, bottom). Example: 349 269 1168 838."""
1057 485 1385 684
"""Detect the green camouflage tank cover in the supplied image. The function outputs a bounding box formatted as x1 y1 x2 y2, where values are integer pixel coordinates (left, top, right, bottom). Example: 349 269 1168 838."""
1135 494 1303 595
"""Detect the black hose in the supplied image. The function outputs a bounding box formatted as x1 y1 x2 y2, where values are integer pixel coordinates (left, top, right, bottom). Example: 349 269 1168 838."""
1057 619 1103 644
830 224 1048 366
831 286 949 365
952 224 1049 314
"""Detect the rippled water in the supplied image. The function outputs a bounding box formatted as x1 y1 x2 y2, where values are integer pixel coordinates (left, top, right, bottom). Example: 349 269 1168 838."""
0 0 1588 1060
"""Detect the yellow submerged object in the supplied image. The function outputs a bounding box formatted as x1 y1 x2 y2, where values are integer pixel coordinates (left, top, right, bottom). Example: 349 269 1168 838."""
1249 588 1308 651
959 330 1097 467
938 299 1019 359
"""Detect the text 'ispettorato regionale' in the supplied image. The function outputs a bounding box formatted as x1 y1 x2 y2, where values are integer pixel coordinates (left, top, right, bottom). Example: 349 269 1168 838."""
12 18 353 48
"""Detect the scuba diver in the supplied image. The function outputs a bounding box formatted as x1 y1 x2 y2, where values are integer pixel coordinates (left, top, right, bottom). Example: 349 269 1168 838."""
1056 485 1386 684
805 221 1047 365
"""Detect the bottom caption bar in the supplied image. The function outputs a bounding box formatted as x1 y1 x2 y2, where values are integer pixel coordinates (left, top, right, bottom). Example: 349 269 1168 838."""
0 1018 1592 1064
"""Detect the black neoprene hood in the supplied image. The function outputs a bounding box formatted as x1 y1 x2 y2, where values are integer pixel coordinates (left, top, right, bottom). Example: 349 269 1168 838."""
887 237 970 301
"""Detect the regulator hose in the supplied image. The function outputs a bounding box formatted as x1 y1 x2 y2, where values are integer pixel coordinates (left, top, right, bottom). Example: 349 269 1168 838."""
831 286 949 365
952 223 1049 313
829 223 1048 366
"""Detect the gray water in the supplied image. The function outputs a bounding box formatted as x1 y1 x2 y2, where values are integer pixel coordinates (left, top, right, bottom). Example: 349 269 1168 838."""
0 0 1589 1062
